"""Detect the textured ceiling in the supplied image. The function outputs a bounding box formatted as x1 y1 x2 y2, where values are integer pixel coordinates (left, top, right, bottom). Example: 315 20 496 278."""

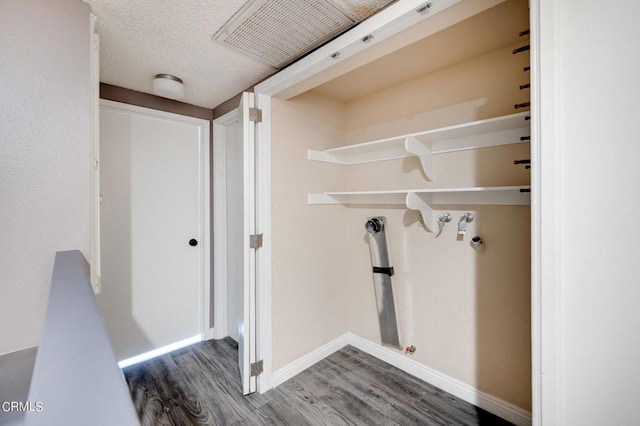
87 0 395 109
87 0 274 109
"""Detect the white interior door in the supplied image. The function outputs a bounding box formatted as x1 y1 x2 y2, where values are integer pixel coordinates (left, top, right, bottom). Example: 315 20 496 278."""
212 93 257 395
237 92 257 395
99 100 209 361
225 114 243 345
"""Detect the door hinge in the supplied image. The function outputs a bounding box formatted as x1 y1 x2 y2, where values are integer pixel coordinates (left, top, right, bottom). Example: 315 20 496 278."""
249 107 262 123
250 360 264 377
250 233 263 249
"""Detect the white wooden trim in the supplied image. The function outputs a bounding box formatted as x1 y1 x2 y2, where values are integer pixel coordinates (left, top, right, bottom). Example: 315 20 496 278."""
99 99 208 126
535 1 563 424
212 108 240 339
271 334 351 388
272 332 532 425
200 118 211 337
203 328 216 341
255 93 273 393
89 14 101 293
98 99 212 339
529 1 542 425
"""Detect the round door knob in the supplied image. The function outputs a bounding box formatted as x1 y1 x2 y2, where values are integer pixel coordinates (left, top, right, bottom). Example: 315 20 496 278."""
189 239 198 247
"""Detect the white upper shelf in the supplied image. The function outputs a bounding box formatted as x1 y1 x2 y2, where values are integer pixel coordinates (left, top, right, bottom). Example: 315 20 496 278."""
308 112 530 181
308 186 531 232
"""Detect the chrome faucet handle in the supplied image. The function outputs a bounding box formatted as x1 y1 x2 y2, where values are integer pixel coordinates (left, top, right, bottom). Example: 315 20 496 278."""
435 213 452 237
438 213 452 226
458 213 474 235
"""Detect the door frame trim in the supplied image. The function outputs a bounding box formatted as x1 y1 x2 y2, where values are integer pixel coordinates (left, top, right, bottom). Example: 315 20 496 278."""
99 99 212 340
211 108 241 339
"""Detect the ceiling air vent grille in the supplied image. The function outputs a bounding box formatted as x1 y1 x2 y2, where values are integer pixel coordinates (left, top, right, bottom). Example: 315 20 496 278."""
214 0 356 69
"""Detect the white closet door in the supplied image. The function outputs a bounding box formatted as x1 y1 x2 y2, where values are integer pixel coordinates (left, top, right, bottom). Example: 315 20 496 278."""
99 101 208 361
237 92 257 395
212 91 258 395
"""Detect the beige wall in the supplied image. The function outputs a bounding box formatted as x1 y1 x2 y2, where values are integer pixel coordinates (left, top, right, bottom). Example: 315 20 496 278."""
0 0 91 355
273 51 531 410
271 92 350 370
344 45 531 144
270 3 531 413
341 44 531 411
344 204 530 404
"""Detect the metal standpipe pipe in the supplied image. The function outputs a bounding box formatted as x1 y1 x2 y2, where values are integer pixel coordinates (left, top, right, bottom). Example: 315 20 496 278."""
365 217 401 348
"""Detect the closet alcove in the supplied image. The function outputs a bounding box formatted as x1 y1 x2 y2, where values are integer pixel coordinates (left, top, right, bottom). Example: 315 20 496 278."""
268 0 532 417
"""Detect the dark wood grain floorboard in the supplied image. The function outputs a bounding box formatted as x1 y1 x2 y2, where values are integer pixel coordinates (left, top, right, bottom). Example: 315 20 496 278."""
325 349 481 425
123 337 514 426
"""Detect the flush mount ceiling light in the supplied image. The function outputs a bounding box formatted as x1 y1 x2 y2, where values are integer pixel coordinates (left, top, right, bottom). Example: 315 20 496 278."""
152 74 184 100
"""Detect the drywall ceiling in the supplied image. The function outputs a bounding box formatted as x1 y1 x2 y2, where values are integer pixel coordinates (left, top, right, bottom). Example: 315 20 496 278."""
312 0 528 102
87 0 395 109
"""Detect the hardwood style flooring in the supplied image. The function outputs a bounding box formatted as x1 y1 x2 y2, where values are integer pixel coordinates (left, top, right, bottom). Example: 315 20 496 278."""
123 338 513 426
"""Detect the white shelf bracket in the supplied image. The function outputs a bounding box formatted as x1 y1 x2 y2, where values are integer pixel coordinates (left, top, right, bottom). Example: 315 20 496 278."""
405 192 434 232
308 149 343 163
405 136 433 181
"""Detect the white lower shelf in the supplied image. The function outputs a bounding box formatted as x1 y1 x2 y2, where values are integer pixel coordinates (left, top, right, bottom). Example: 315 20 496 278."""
309 186 530 232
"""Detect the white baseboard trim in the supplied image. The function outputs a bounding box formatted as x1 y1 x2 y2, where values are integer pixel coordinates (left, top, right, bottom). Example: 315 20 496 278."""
272 332 532 426
272 333 351 388
346 333 532 426
203 328 216 341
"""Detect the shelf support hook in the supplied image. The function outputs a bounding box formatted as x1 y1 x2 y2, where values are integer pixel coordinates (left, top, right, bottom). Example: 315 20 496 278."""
405 192 434 232
405 136 433 181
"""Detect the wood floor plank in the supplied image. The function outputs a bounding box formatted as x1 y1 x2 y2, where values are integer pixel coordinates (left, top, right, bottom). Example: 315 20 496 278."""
329 347 486 425
306 357 428 420
253 398 317 426
290 364 400 424
123 339 515 426
275 377 357 426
